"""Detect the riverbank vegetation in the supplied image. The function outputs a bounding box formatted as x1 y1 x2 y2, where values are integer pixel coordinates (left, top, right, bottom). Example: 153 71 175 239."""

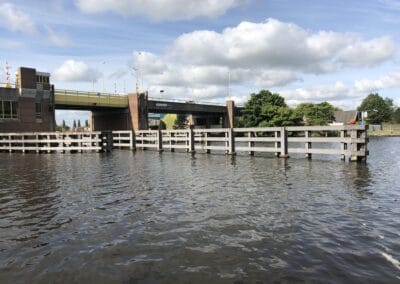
236 90 338 127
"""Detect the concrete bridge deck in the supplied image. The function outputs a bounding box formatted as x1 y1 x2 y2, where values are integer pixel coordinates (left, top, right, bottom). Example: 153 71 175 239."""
54 89 240 114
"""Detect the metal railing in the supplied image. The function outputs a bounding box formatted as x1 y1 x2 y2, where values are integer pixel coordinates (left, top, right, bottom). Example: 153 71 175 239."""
54 89 243 107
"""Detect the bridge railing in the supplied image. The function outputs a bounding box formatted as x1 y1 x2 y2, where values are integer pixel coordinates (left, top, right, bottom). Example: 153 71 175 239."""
55 89 127 97
54 89 128 108
55 89 243 107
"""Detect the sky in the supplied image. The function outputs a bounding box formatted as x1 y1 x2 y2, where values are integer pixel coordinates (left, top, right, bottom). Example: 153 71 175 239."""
1 0 400 125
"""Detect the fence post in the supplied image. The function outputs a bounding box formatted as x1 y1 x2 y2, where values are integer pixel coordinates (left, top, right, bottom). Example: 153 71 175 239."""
340 129 346 160
248 131 254 156
157 129 163 152
101 131 113 152
280 127 289 158
170 132 174 152
349 128 358 162
275 130 279 157
228 128 235 155
188 127 195 153
130 130 135 150
205 131 210 154
305 130 312 159
357 125 368 162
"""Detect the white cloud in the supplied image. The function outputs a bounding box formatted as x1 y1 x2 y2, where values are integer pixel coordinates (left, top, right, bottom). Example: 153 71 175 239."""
75 0 241 21
53 60 101 82
128 18 396 104
168 19 396 72
0 3 36 34
354 72 400 93
45 25 72 48
337 37 396 67
280 71 400 109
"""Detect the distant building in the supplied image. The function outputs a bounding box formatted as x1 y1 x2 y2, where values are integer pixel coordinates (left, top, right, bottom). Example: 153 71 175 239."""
331 110 362 125
0 67 56 132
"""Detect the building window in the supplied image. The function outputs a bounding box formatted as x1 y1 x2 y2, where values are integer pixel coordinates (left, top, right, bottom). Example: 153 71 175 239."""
11 102 18 118
0 101 18 119
35 102 42 118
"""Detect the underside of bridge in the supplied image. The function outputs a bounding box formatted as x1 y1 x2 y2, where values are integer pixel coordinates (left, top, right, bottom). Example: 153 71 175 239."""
90 109 131 131
55 92 238 131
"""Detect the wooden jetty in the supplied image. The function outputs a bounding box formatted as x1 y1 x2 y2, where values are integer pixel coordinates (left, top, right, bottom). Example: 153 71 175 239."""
0 125 368 161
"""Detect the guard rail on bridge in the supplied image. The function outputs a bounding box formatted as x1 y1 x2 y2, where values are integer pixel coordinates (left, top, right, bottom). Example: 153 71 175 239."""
54 89 128 108
54 89 242 109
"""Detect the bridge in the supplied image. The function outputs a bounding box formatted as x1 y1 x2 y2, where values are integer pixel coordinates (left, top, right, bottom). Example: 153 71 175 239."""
54 89 241 131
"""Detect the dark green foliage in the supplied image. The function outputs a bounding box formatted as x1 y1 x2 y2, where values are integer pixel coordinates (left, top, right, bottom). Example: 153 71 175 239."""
392 107 400 123
294 102 337 126
358 93 393 124
240 90 300 127
85 119 89 127
159 120 166 130
56 120 70 132
73 120 77 129
173 114 187 129
77 120 81 128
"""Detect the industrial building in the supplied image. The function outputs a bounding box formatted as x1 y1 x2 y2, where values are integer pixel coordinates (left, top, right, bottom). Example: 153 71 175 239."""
0 67 56 132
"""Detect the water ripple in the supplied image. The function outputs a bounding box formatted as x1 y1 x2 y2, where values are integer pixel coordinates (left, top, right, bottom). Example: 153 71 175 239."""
0 138 399 282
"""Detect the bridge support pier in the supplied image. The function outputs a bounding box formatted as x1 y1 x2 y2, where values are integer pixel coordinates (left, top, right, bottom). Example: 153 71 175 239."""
225 100 235 128
128 93 148 131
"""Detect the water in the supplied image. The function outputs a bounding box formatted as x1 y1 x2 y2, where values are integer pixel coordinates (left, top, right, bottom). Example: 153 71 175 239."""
0 137 399 283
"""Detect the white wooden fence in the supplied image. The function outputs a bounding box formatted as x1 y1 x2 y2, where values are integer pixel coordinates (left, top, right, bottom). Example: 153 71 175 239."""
134 125 368 161
0 132 102 153
0 125 368 161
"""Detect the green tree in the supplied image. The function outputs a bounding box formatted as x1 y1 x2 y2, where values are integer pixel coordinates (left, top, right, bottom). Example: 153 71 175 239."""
173 114 187 129
85 119 89 127
240 90 300 127
56 120 70 132
358 93 393 124
392 107 400 123
73 120 77 129
159 120 166 130
294 102 337 125
77 120 81 128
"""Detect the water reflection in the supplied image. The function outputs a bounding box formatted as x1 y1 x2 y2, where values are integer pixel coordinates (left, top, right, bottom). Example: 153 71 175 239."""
0 137 399 283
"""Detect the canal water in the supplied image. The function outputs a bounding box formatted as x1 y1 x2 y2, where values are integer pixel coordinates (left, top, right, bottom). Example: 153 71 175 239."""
0 137 399 283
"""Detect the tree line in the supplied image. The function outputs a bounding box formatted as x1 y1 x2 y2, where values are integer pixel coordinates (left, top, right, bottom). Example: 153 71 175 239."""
236 90 399 127
56 119 89 132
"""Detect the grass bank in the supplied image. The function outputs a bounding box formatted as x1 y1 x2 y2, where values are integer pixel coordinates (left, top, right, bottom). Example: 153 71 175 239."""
369 123 400 137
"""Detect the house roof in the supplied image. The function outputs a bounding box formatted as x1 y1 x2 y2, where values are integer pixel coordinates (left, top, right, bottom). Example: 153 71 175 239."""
334 110 359 123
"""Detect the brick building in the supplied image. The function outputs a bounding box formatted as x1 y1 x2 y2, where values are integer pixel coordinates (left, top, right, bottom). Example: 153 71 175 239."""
0 67 56 132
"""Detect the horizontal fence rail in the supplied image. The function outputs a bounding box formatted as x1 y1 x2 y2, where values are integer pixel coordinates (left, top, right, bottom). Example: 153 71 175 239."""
0 125 368 161
0 132 104 153
134 125 368 161
112 131 134 150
